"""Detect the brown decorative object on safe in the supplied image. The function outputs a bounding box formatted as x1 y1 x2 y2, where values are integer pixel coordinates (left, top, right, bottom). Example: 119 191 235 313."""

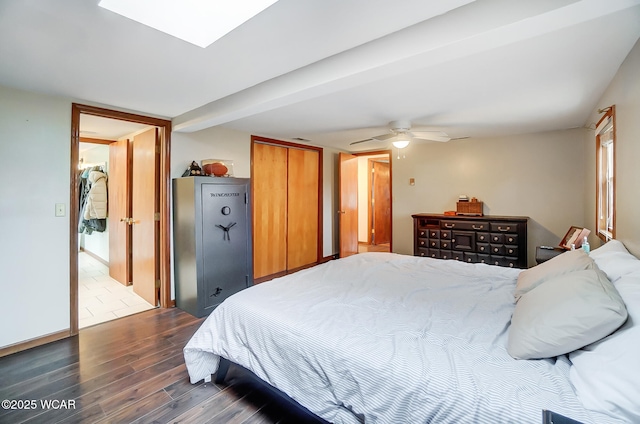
203 162 228 177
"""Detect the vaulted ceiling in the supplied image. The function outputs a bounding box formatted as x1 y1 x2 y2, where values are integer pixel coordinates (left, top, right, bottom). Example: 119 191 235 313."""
1 0 639 151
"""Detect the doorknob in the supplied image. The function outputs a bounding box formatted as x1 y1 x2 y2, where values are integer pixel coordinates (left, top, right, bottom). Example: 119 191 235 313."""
337 210 346 214
120 217 132 224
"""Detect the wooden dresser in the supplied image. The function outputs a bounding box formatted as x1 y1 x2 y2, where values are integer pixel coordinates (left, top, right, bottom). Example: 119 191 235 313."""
412 214 529 268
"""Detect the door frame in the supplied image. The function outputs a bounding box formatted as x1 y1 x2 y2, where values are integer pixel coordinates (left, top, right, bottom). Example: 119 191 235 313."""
70 103 172 335
340 150 392 253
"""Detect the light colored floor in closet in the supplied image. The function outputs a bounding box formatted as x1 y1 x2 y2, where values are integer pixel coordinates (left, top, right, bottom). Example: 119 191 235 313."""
78 252 155 329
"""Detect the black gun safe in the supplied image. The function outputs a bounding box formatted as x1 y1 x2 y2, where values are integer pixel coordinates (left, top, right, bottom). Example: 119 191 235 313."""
173 176 252 317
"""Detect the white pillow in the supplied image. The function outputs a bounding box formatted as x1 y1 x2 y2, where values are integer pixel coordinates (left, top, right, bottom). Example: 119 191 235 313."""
569 272 640 422
507 268 627 360
589 239 640 282
514 249 594 301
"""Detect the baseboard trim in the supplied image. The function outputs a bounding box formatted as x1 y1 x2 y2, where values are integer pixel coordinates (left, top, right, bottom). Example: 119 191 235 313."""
0 329 71 358
79 247 109 267
320 254 339 263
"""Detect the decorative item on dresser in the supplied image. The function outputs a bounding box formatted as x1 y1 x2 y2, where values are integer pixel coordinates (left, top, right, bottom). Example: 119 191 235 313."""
412 213 529 268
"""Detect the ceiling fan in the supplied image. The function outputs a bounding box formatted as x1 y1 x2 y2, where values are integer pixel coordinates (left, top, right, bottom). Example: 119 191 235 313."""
350 120 453 148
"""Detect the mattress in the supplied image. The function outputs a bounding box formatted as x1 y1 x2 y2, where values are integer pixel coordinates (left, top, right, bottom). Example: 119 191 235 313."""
184 252 620 424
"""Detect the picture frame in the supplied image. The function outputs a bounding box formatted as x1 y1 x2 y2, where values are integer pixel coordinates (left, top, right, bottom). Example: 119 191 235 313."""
559 226 591 250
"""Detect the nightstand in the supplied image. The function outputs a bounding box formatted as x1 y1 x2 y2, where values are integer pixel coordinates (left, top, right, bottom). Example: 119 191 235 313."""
535 246 565 264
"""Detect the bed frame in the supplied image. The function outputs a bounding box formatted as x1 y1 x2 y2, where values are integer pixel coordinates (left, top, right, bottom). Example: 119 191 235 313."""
215 357 331 424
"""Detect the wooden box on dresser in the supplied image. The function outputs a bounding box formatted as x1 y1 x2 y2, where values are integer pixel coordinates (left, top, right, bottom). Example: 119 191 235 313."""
412 214 529 268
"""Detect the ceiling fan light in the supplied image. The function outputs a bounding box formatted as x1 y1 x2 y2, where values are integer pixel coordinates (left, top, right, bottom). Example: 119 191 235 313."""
392 134 410 149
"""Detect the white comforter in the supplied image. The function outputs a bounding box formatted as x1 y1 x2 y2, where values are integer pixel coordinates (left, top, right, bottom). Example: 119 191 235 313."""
183 253 615 424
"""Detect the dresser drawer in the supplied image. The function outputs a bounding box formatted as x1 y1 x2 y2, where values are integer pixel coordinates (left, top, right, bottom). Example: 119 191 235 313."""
439 240 452 250
489 222 520 233
476 242 489 253
505 234 518 244
452 231 475 251
442 220 489 231
476 232 490 242
417 229 428 238
490 244 505 255
505 245 518 256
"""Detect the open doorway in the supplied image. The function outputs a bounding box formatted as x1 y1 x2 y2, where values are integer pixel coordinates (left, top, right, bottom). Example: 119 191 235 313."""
339 150 392 257
357 153 391 253
69 104 172 334
78 133 156 328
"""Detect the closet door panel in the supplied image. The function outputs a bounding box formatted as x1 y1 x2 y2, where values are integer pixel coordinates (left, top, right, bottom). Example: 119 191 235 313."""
253 143 288 279
287 148 319 269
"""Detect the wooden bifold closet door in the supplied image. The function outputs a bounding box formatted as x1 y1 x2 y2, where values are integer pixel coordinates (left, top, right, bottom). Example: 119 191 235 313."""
252 139 320 280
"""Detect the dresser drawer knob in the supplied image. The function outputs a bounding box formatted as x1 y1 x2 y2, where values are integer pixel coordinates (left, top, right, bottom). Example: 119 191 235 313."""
472 225 484 230
497 226 511 232
444 223 454 229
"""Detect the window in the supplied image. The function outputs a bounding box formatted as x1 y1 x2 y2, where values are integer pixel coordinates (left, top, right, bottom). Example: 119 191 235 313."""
595 106 616 241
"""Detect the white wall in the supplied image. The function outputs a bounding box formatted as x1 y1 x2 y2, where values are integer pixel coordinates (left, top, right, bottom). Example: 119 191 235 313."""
391 129 587 266
0 85 71 347
582 38 640 256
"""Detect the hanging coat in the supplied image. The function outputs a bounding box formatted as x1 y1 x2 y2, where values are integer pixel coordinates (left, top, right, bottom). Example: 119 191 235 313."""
83 170 108 220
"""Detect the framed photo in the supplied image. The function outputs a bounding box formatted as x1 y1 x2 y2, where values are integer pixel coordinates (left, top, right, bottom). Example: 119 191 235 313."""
560 226 591 250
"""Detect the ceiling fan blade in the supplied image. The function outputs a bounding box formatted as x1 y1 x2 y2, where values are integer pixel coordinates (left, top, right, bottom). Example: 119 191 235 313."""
409 131 449 142
349 138 374 145
371 133 396 141
412 135 451 142
411 130 448 137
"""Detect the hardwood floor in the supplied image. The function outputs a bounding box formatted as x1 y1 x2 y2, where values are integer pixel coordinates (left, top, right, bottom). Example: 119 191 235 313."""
358 242 390 253
0 308 327 424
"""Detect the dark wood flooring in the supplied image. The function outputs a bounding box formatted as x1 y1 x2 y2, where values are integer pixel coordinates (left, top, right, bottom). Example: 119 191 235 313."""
0 308 327 424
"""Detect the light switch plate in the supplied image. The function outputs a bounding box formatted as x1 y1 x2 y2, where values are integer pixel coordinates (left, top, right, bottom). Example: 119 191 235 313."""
55 203 66 217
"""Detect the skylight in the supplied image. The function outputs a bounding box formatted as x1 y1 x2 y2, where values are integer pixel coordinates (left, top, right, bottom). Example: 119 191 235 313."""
98 0 278 48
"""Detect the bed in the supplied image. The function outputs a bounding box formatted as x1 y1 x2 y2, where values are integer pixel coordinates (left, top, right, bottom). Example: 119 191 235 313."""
184 242 640 424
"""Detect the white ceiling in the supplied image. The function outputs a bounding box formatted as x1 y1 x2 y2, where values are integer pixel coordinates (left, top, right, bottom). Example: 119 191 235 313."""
1 0 639 151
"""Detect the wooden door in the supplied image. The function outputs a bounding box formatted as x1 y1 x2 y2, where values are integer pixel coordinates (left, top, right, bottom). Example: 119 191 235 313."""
253 143 288 279
131 128 158 306
287 148 319 269
108 138 131 285
372 161 391 245
339 152 358 258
